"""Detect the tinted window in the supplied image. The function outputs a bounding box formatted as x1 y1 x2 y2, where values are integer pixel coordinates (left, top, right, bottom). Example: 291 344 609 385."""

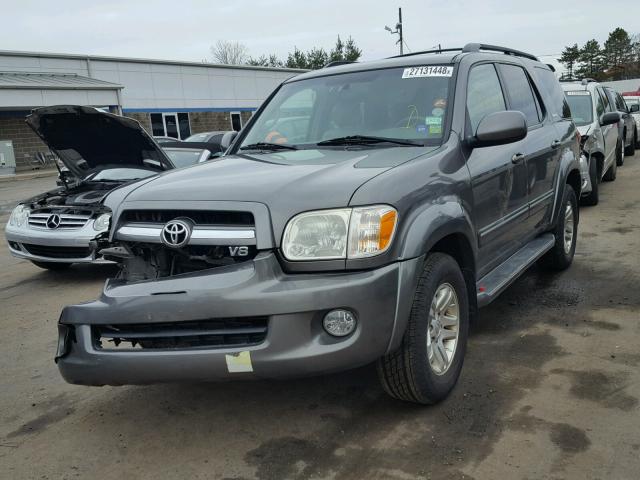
533 67 571 120
598 88 612 112
466 64 506 133
565 92 593 126
595 89 606 117
499 64 540 126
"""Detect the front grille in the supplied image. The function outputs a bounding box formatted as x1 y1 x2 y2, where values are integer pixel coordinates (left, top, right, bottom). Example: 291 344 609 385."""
120 210 254 226
93 317 268 350
28 208 93 229
22 243 92 259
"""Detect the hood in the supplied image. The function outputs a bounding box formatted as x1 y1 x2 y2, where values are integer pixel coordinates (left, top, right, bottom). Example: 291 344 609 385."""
117 146 435 235
26 105 174 179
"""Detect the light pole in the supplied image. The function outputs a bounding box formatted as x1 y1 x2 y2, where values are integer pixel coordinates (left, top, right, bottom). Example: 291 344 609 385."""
384 7 404 55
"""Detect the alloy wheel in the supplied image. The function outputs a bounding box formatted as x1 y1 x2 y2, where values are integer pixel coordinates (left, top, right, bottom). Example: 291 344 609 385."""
427 283 460 375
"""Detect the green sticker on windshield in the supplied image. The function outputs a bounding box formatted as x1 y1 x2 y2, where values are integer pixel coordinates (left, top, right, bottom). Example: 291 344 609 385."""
425 116 442 125
429 125 442 134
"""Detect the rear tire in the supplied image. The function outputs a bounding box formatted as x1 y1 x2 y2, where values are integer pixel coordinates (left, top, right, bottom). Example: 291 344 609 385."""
377 253 469 404
603 156 617 182
31 261 72 271
625 136 636 156
580 157 599 206
539 185 578 271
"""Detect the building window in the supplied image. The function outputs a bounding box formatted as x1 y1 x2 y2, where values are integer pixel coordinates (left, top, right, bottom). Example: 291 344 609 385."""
230 112 242 131
149 112 191 139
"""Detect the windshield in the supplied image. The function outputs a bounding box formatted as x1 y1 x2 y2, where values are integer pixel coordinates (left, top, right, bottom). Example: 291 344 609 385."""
87 167 157 182
565 91 593 126
240 66 454 150
164 149 205 167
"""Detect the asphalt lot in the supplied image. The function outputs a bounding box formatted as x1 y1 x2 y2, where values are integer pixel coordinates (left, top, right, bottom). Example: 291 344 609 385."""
1 155 639 480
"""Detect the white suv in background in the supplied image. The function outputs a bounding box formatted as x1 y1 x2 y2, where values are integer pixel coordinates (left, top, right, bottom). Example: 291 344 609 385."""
562 79 622 206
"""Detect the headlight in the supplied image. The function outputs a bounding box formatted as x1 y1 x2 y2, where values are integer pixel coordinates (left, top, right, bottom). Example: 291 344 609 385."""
9 204 30 227
282 205 397 261
93 213 111 232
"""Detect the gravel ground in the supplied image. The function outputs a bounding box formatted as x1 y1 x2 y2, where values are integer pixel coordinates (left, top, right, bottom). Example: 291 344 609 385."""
1 154 639 480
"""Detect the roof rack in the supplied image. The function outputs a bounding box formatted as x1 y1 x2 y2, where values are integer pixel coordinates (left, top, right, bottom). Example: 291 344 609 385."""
461 43 539 61
389 43 539 62
324 60 356 68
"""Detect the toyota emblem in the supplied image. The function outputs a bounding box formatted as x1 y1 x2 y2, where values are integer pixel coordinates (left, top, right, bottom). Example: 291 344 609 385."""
46 214 61 229
161 219 192 248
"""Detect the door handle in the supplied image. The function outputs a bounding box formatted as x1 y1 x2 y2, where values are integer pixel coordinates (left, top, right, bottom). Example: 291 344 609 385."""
551 140 561 149
511 153 526 164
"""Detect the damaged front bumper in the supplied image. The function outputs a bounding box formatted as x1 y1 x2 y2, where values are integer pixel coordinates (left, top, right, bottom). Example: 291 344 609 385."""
56 252 422 385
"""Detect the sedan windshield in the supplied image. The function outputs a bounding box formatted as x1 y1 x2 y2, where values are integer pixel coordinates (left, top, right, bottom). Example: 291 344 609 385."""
565 91 593 126
240 66 454 150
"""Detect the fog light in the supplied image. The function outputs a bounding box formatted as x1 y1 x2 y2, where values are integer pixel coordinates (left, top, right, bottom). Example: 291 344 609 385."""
323 309 357 337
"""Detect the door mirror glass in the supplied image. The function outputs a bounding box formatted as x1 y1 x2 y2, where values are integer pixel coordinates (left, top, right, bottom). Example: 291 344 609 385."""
220 131 238 150
600 112 621 126
630 104 640 113
471 111 527 148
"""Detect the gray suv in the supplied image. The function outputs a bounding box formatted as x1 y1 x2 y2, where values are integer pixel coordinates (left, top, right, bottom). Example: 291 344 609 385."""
56 44 581 404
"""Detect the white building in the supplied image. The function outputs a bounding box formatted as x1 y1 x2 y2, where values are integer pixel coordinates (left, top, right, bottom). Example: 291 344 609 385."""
0 50 303 172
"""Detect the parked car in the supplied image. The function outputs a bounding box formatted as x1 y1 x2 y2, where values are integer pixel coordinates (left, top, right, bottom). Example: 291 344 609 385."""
184 131 227 143
161 140 225 165
604 87 636 158
562 80 622 205
153 136 180 144
5 105 177 270
55 44 581 404
621 94 640 148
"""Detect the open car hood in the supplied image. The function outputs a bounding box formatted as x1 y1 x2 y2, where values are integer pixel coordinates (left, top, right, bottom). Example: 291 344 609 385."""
26 105 174 179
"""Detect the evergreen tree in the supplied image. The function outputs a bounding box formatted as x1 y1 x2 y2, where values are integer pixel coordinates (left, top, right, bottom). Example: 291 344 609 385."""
559 44 580 80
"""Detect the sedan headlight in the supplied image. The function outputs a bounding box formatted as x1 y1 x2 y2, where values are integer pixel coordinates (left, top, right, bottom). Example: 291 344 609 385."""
9 204 30 227
282 205 397 261
93 213 112 232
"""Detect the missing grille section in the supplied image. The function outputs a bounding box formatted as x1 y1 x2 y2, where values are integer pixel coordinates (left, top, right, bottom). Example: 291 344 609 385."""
120 210 254 226
93 317 268 351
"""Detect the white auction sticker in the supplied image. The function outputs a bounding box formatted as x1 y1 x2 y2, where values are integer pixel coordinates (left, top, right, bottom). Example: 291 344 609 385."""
566 91 591 96
402 66 453 79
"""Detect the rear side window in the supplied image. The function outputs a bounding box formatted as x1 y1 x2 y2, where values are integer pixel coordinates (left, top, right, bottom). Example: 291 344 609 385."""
533 67 571 120
498 64 541 126
466 64 506 133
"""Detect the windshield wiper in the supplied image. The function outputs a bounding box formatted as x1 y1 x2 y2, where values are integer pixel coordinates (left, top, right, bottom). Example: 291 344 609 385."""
316 135 423 147
240 142 298 151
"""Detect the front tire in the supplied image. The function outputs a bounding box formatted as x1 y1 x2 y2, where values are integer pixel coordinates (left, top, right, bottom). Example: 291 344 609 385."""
580 157 599 206
31 261 72 271
616 138 625 166
539 185 578 271
377 253 469 404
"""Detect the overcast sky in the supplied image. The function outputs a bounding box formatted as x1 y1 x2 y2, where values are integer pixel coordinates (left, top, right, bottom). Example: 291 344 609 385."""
2 0 639 72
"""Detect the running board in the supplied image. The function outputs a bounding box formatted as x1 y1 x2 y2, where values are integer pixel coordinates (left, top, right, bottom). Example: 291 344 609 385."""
476 233 555 307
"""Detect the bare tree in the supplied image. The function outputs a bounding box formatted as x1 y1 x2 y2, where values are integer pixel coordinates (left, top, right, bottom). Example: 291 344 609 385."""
209 40 248 65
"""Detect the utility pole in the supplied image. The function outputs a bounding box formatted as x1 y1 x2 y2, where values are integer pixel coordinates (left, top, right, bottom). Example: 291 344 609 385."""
385 7 404 55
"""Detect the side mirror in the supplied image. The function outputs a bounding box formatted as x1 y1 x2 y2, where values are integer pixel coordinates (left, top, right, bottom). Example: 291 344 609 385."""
470 111 527 148
220 131 238 150
600 112 621 126
630 104 639 113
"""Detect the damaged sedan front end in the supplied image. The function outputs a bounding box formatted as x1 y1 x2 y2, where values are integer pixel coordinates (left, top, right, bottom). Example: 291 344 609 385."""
5 105 174 270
